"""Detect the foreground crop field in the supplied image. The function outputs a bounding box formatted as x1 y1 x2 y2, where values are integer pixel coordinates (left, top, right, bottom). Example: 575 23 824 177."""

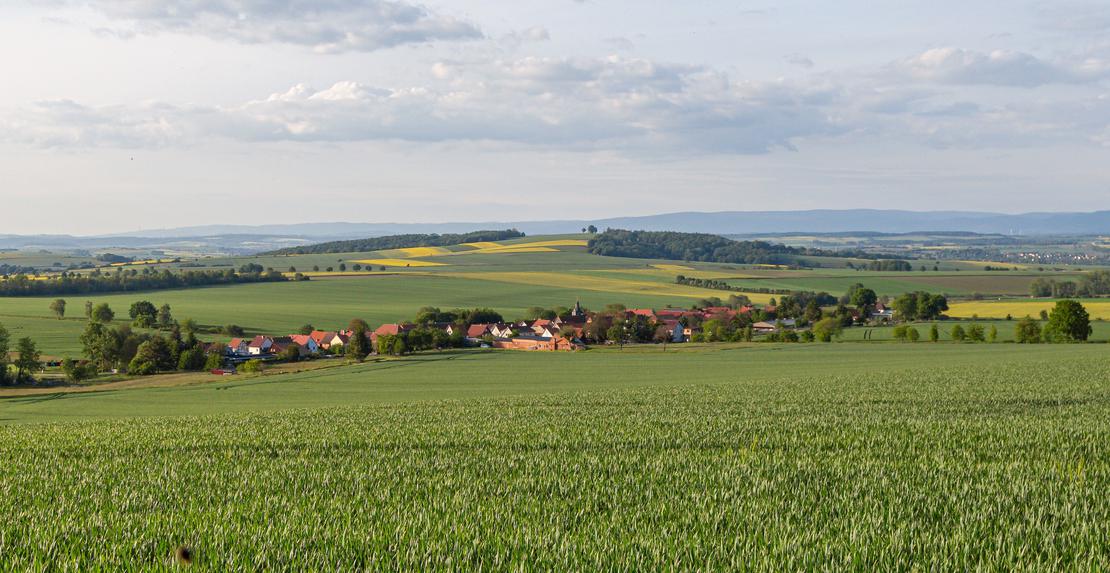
1 345 1108 569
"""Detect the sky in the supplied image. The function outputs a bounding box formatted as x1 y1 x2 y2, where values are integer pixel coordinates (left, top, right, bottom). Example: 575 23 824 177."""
1 1 1108 235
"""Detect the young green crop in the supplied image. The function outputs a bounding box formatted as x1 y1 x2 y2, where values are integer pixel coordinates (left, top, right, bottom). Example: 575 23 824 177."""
0 348 1107 570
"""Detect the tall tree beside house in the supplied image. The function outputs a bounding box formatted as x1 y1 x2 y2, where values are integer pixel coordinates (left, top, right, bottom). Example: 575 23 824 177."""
849 287 878 315
348 318 370 332
13 337 41 383
49 299 66 319
347 325 370 361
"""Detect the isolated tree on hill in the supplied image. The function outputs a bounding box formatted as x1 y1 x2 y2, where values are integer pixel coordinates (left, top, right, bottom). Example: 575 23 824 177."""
49 299 66 320
1043 300 1092 342
90 303 115 324
587 225 598 234
13 337 41 383
1015 316 1042 344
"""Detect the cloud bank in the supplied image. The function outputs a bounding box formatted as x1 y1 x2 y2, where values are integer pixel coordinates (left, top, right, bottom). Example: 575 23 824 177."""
44 0 482 52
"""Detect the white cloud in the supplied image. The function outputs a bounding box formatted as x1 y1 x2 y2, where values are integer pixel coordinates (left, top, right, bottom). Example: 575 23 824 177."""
42 0 482 52
889 47 1106 87
0 56 841 154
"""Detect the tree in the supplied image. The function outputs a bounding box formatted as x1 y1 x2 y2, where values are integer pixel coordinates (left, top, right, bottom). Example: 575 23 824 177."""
987 325 998 343
128 335 176 375
204 350 225 370
606 324 627 348
177 347 207 371
906 327 920 342
129 301 157 326
967 324 985 342
0 323 9 384
49 299 67 320
950 324 966 342
223 324 245 337
812 318 842 342
1015 316 1042 343
1043 300 1092 342
90 303 115 324
239 359 265 374
298 324 316 335
13 337 41 383
348 318 370 332
84 300 94 319
338 263 347 272
587 225 598 234
929 324 939 342
157 304 175 330
180 318 198 334
347 325 370 361
62 358 96 383
849 287 878 313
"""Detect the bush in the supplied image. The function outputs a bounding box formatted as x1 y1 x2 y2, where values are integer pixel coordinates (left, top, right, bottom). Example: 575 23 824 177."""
177 347 207 371
239 360 265 374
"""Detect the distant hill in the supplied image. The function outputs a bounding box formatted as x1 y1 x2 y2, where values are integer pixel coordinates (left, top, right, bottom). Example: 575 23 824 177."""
263 230 525 255
117 210 1110 238
3 210 1108 253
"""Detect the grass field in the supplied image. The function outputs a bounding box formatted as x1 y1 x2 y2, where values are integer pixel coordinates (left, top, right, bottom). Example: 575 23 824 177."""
1 344 1108 568
837 319 1110 342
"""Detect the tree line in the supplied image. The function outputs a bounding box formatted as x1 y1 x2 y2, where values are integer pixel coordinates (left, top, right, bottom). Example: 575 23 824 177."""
262 230 526 256
1030 271 1110 298
0 267 292 297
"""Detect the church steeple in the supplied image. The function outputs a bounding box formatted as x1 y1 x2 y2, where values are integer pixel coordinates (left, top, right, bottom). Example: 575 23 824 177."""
571 299 585 318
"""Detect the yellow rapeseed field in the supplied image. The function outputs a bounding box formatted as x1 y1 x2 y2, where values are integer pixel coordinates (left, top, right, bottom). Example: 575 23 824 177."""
651 264 695 272
947 300 1110 320
461 242 503 249
381 246 453 258
350 259 447 268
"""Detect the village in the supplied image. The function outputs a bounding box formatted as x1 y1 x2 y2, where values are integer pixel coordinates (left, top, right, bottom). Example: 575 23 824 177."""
218 297 897 364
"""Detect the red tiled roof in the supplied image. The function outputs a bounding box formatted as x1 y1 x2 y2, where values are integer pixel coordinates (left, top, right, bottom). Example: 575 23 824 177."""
467 324 492 337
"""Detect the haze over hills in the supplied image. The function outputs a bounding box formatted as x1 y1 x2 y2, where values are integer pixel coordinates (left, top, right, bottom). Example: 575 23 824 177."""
111 209 1110 237
2 210 1108 253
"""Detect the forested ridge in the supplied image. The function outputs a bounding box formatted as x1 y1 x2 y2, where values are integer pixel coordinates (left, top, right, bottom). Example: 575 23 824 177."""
263 230 526 255
588 230 827 265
